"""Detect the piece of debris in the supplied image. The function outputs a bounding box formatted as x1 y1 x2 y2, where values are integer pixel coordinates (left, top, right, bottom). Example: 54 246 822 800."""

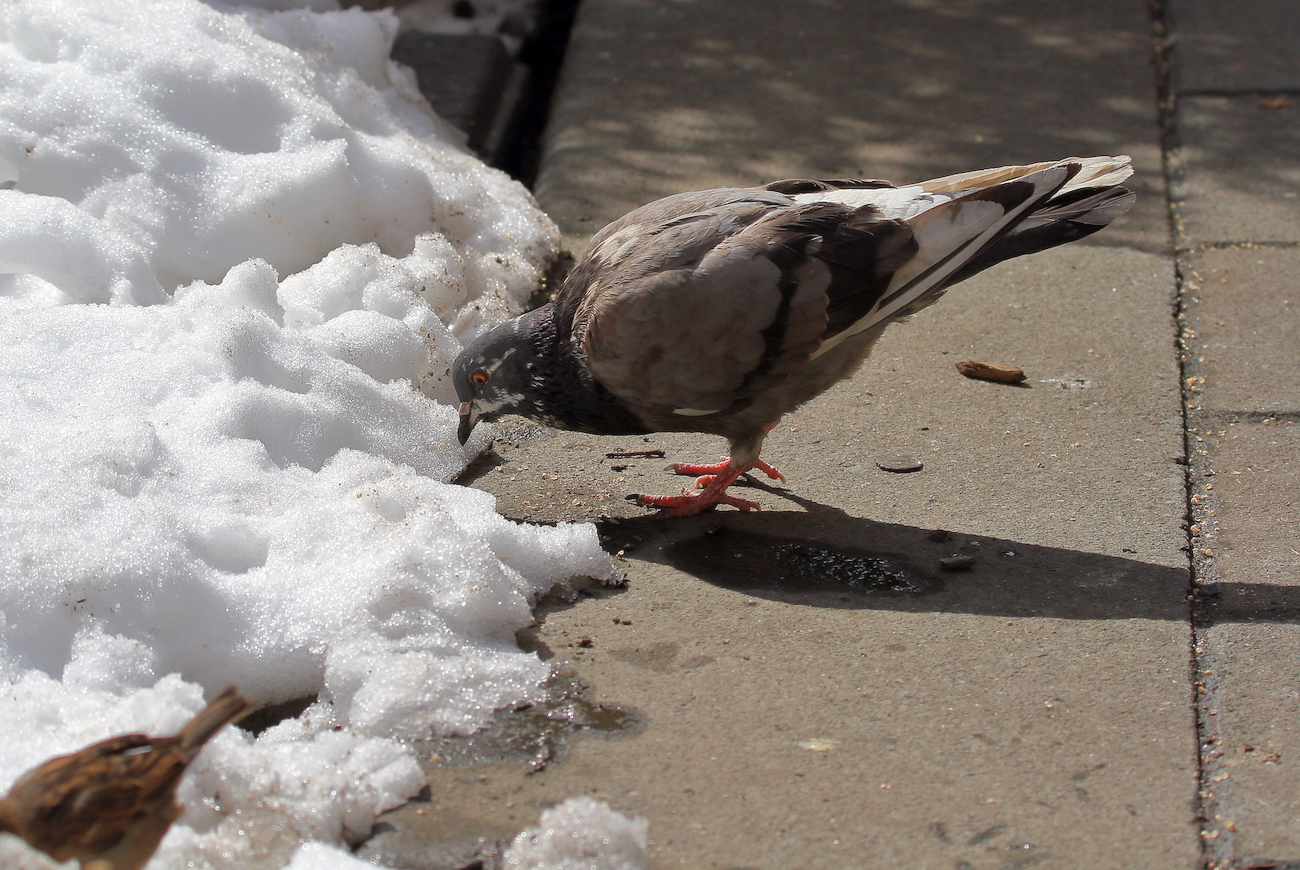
927 529 953 542
605 449 665 459
939 554 976 571
876 456 923 473
1259 96 1293 109
955 359 1027 383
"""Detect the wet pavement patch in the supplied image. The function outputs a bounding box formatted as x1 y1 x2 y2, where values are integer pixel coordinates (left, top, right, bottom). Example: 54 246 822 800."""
661 526 940 596
413 670 642 773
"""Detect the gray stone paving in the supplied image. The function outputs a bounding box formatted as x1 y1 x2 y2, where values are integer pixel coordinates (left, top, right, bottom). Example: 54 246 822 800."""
1168 1 1300 865
370 1 1300 868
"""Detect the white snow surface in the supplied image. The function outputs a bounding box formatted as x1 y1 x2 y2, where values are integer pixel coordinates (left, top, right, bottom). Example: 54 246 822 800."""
269 796 650 870
0 833 74 870
0 0 623 867
503 797 650 870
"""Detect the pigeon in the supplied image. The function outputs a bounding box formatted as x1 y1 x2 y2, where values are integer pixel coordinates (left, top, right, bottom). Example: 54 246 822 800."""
455 156 1134 517
0 686 257 870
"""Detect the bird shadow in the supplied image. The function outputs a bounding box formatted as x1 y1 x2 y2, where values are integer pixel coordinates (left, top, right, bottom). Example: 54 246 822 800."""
596 492 1300 624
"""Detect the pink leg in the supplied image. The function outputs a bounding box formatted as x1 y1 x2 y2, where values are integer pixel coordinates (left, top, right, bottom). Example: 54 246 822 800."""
632 457 786 518
632 421 786 517
631 460 759 517
665 457 787 485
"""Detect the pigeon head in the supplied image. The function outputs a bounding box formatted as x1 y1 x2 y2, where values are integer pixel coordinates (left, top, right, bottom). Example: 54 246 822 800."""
453 310 548 444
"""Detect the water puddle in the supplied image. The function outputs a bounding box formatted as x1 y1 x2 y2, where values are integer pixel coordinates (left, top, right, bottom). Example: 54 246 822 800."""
414 670 642 773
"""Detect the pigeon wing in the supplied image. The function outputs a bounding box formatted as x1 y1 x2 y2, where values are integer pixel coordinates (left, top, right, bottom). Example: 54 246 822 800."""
578 196 916 418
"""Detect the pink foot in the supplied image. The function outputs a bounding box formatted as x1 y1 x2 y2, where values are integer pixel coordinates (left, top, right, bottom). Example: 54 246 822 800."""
630 457 786 518
631 489 762 518
665 457 787 485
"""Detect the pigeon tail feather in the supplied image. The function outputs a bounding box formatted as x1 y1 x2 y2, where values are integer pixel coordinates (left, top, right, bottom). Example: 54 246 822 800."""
810 162 1079 359
946 185 1136 285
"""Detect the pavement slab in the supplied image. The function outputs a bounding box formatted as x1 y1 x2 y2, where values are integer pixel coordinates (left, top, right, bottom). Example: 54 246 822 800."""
1193 419 1300 615
1167 3 1300 867
362 0 1300 866
445 245 1197 868
535 0 1168 256
1168 0 1300 94
1184 246 1300 414
380 1 1211 868
1198 620 1300 863
1189 421 1300 866
1175 96 1300 245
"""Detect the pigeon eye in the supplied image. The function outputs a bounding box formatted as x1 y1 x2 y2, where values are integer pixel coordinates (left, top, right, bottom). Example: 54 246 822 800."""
470 370 489 387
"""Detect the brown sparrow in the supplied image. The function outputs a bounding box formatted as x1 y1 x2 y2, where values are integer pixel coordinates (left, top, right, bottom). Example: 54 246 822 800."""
0 686 257 870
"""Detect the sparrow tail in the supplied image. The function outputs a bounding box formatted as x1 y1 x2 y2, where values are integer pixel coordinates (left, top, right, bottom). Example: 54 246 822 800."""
177 686 257 757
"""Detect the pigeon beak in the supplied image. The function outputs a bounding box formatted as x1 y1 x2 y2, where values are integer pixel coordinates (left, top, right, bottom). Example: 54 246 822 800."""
457 401 477 445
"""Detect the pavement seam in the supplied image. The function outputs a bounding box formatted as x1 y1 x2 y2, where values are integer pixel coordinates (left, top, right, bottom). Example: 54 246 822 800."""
1178 89 1300 98
1149 0 1238 866
1178 241 1300 252
1148 0 1300 865
1199 411 1300 423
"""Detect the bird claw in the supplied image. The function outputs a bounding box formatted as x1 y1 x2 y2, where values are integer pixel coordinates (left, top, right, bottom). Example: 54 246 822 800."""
632 490 761 518
665 458 729 477
752 459 787 484
666 457 787 485
624 455 774 514
630 455 783 516
717 494 762 513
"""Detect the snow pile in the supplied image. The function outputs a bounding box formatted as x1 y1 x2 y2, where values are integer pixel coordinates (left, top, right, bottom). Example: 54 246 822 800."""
503 797 650 870
0 834 71 870
0 0 554 329
0 286 614 736
0 0 621 866
271 797 651 870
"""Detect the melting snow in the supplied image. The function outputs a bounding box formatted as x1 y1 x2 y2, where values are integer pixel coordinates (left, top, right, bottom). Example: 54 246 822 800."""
0 0 627 866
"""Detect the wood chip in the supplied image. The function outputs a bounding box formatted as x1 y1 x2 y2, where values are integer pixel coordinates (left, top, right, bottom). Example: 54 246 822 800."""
875 456 923 473
1259 96 1293 109
955 359 1026 383
605 449 665 459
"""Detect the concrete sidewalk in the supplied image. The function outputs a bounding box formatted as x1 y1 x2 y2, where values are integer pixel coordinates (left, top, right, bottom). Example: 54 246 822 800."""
1167 0 1300 866
370 1 1300 868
